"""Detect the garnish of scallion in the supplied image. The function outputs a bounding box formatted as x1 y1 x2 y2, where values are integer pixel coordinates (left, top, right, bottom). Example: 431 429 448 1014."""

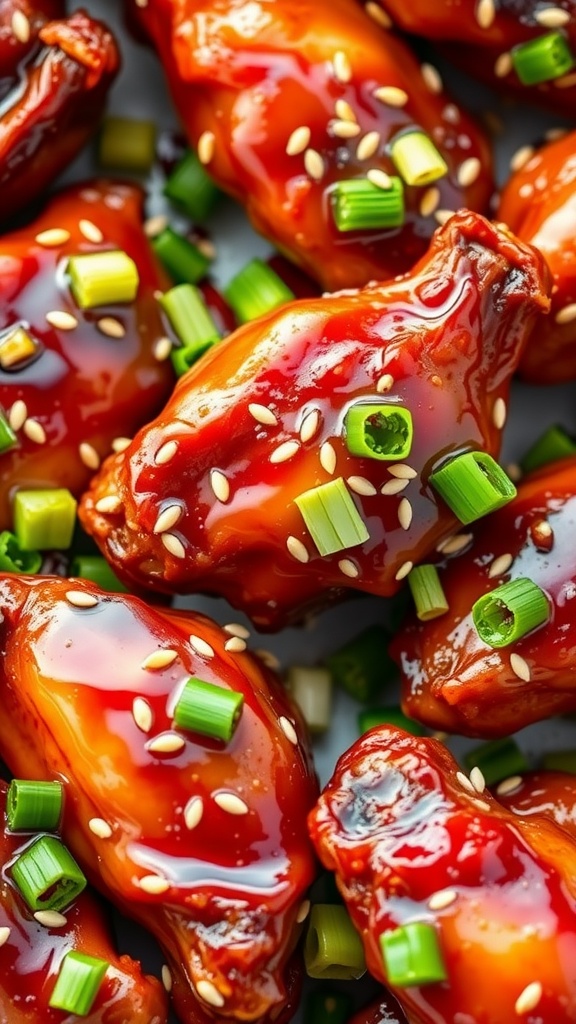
511 32 574 86
429 451 516 524
7 779 63 832
358 706 425 737
49 951 109 1016
304 904 366 980
11 835 87 913
344 403 413 461
160 284 220 374
68 251 139 309
463 738 528 787
0 530 42 574
324 625 394 703
472 577 550 648
13 488 77 551
70 556 127 593
164 149 221 222
408 564 449 621
380 921 447 987
331 177 404 232
99 116 157 173
152 227 211 285
295 478 369 556
286 666 332 734
520 424 576 474
173 677 244 743
390 131 448 187
0 413 17 454
224 259 294 324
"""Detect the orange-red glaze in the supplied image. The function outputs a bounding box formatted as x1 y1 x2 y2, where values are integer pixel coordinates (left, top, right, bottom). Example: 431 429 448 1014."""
80 212 550 629
0 574 318 1024
309 726 576 1024
129 0 492 290
495 770 576 837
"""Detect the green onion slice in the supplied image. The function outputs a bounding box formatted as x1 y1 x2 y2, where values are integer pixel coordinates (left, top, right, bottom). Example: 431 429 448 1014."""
295 478 369 556
540 749 576 773
344 403 413 461
13 488 77 551
68 251 139 309
324 625 394 703
160 284 220 367
464 738 528 787
152 227 211 285
7 780 63 832
70 556 127 593
520 424 576 474
11 835 87 913
99 116 157 173
380 921 447 987
224 259 294 324
0 530 42 574
173 677 244 743
304 904 366 980
49 951 109 1015
164 149 221 223
358 705 425 737
0 325 41 371
390 131 448 187
0 412 17 454
472 577 550 648
287 666 332 735
331 177 404 232
429 451 516 524
511 32 574 86
408 564 449 621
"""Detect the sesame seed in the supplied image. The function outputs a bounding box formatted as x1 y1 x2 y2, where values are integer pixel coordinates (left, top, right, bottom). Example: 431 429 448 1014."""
35 228 71 247
141 649 178 670
79 219 104 243
456 770 476 794
335 99 357 122
457 157 481 188
254 648 281 671
469 766 486 793
112 436 131 453
555 303 576 325
146 733 186 755
331 119 362 138
287 536 310 563
546 126 569 142
184 795 204 830
11 10 30 43
320 441 337 474
476 0 496 28
198 130 216 164
300 409 321 443
398 497 413 530
510 145 534 173
144 214 168 238
8 400 27 431
97 317 125 339
472 798 491 812
161 533 186 559
133 697 153 733
442 533 473 555
515 982 542 1016
510 653 531 682
210 469 231 502
89 817 113 839
279 716 298 745
395 560 413 581
95 495 122 514
332 50 352 82
270 440 300 464
421 63 443 94
214 792 249 815
356 132 381 161
223 623 251 639
338 558 359 578
224 636 247 653
489 552 513 578
367 168 391 190
304 149 325 181
365 1 392 27
532 519 553 543
190 635 215 658
494 52 513 77
139 874 170 894
428 889 457 911
248 403 278 426
135 0 148 7
496 774 523 796
46 310 78 331
419 186 441 217
286 126 312 156
388 463 417 479
34 910 67 928
23 418 46 445
153 336 172 361
196 980 225 1008
434 209 455 226
347 476 377 496
66 590 99 608
492 396 507 429
153 505 182 534
535 6 570 27
373 85 408 107
0 927 10 947
162 965 173 992
155 440 178 465
376 372 394 393
381 477 409 495
79 442 100 470
296 899 311 923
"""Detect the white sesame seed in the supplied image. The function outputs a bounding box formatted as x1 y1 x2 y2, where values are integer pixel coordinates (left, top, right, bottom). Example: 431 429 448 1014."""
139 874 170 894
223 623 250 639
388 463 417 479
555 303 576 325
210 469 231 502
279 716 298 745
35 228 71 248
97 317 125 339
304 149 325 182
135 0 148 7
296 899 311 923
11 10 30 43
154 505 182 534
398 497 413 530
0 927 10 947
95 495 122 514
510 653 531 682
331 119 362 139
320 441 337 475
254 648 281 671
469 766 486 793
347 476 377 496
79 219 104 243
476 0 496 28
224 636 247 653
79 442 100 470
161 965 173 992
300 409 321 443
494 52 513 77
457 157 482 188
510 145 534 174
198 130 216 165
535 6 570 27
356 132 381 161
46 310 78 331
545 126 569 142
286 126 312 156
421 63 443 94
8 400 27 432
141 649 178 670
492 397 507 430
376 372 394 393
190 635 215 659
434 209 455 226
472 798 491 812
196 981 225 1008
184 796 204 830
442 533 473 555
365 1 392 26
155 440 178 465
153 336 172 361
112 436 131 453
395 560 413 581
214 792 249 815
332 50 352 82
270 440 300 464
367 168 391 190
496 775 523 796
515 982 542 1016
428 889 457 911
66 590 98 608
133 697 153 733
23 419 46 445
89 817 113 839
419 186 441 217
34 910 67 928
144 214 168 238
381 477 409 495
146 733 186 755
287 536 310 563
335 99 357 122
373 85 409 107
248 403 278 426
338 558 359 578
489 552 513 578
456 770 476 794
162 533 186 559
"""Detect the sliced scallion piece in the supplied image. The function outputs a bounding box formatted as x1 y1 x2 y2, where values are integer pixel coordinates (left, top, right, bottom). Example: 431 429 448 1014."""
13 489 77 551
11 835 86 912
380 922 447 987
0 325 40 370
331 177 404 232
429 451 516 524
0 413 17 454
304 904 366 980
358 705 425 737
224 259 294 324
160 284 220 370
540 749 576 773
152 227 211 285
511 32 574 85
0 530 42 574
68 251 139 309
173 677 244 742
472 577 550 648
390 131 448 187
408 564 449 621
303 990 353 1024
49 951 109 1015
520 424 576 474
344 403 413 461
295 478 369 556
164 149 221 222
70 556 127 593
99 116 157 173
7 780 63 832
463 738 528 787
324 625 394 703
286 666 332 734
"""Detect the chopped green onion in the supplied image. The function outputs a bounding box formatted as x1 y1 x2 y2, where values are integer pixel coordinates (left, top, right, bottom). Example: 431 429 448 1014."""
408 565 449 621
68 251 139 309
511 32 574 86
390 131 448 187
472 577 550 648
429 451 516 525
160 284 220 370
331 177 404 232
98 116 157 173
0 530 42 574
358 705 425 736
344 403 413 461
152 227 211 285
173 677 244 742
13 489 77 551
164 149 221 223
463 738 528 787
49 951 109 1015
224 259 294 324
304 904 366 980
540 749 576 773
11 835 86 913
7 780 63 832
70 556 127 593
380 922 447 987
303 990 353 1024
295 478 369 556
520 425 576 474
287 666 332 734
0 325 40 371
0 412 17 453
324 625 394 703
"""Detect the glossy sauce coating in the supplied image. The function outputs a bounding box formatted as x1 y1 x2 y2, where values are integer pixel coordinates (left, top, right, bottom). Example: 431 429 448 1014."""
0 7 119 222
80 212 550 629
309 725 576 1024
498 128 576 383
392 456 576 737
348 994 408 1024
0 180 175 531
495 770 576 837
129 0 492 290
0 574 318 1024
